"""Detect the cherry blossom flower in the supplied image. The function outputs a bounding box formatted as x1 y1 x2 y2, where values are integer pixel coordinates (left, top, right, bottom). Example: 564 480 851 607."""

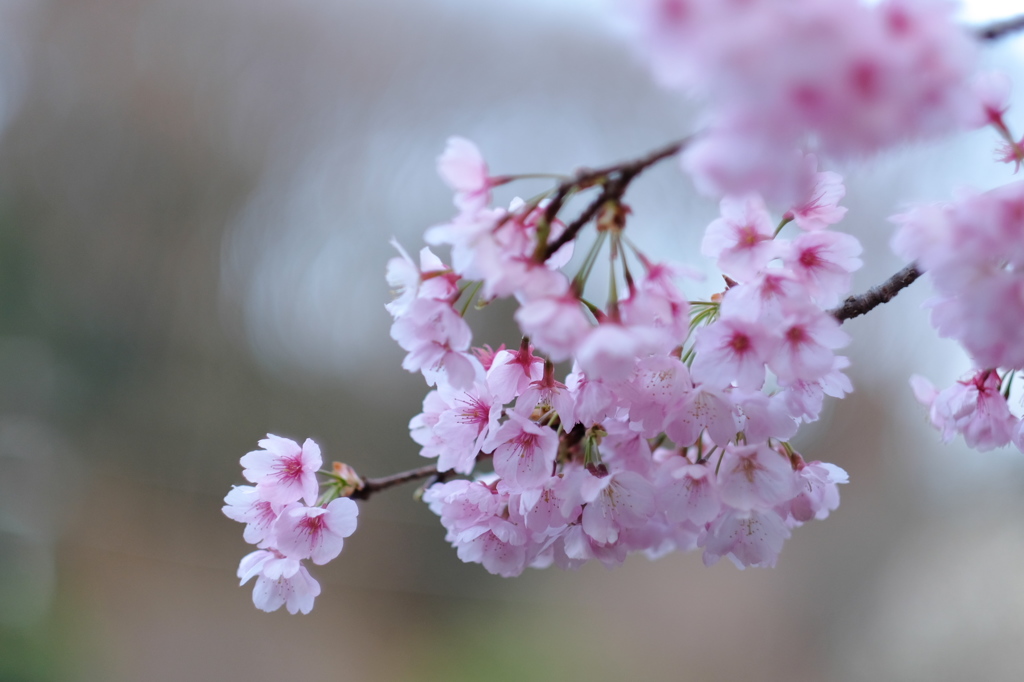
237 550 321 615
702 194 778 280
911 370 1016 451
579 468 657 545
768 305 849 384
656 458 722 526
785 460 848 523
222 485 280 547
691 315 779 390
702 508 791 569
784 157 848 231
781 230 863 307
274 498 359 565
490 410 560 490
240 435 322 507
390 297 480 389
716 443 799 512
437 136 496 211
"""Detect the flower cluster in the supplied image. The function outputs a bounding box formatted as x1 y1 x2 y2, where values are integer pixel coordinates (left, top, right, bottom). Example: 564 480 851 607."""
223 435 359 614
387 138 853 576
895 179 1024 452
224 5 1024 614
619 0 983 202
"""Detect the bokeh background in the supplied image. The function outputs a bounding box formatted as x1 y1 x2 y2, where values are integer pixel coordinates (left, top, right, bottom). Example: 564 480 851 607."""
3 0 1024 680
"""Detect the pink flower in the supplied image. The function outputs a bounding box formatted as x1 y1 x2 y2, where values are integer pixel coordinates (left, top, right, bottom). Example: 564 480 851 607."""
656 459 722 526
273 498 359 565
514 293 592 363
430 381 503 474
390 297 480 389
423 479 532 577
237 550 321 615
515 361 576 427
784 157 848 231
702 194 778 280
781 230 863 307
716 443 799 511
768 305 849 384
575 324 641 384
731 390 799 442
384 239 459 318
785 461 848 523
487 342 545 404
967 71 1011 129
490 411 559 490
691 315 778 390
911 370 1015 451
664 383 738 447
623 355 693 438
579 469 656 545
437 137 495 211
702 508 791 569
240 435 322 507
222 485 280 547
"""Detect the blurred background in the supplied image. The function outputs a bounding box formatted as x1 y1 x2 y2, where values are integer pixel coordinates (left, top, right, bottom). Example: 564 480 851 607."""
2 0 1024 680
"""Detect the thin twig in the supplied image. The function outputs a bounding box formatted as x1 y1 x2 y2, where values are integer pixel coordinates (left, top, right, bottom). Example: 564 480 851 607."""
542 138 692 260
349 464 441 501
976 14 1024 41
830 263 922 323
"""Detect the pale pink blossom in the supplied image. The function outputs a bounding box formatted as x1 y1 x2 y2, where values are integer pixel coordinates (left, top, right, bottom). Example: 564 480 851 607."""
237 550 321 615
566 366 619 427
514 293 592 363
768 305 849 384
423 479 532 577
437 137 495 211
390 297 480 389
575 324 642 384
723 271 808 327
702 194 779 280
779 355 853 422
274 498 359 565
429 381 503 474
384 239 459 318
781 230 863 307
731 390 799 442
691 315 779 390
632 0 978 199
222 485 280 547
240 435 322 507
487 343 545 404
623 355 693 438
784 158 848 231
664 383 739 447
911 370 1015 451
968 71 1012 129
516 471 582 535
785 461 848 523
579 469 657 545
490 411 560 490
656 459 722 526
515 361 576 427
717 443 799 511
702 507 791 569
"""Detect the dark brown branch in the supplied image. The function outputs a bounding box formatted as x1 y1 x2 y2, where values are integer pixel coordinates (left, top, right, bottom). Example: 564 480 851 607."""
976 14 1024 41
542 138 693 260
349 464 442 501
830 263 922 323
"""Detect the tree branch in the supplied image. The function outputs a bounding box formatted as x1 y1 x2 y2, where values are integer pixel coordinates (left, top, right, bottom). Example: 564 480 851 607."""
976 14 1024 41
830 263 922 323
349 464 443 501
542 138 693 260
